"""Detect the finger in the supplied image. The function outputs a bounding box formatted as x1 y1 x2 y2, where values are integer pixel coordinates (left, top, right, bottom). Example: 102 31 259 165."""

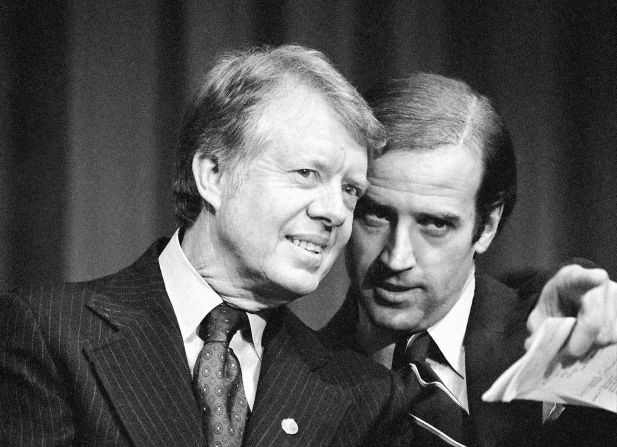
526 306 543 335
596 281 617 345
564 284 604 356
565 324 599 357
555 265 609 300
524 334 533 351
525 307 546 351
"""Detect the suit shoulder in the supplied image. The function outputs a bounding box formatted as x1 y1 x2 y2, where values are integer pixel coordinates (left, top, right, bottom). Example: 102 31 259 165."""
328 344 395 386
475 271 538 310
2 237 169 317
279 307 393 382
0 280 113 349
3 281 97 316
475 272 516 296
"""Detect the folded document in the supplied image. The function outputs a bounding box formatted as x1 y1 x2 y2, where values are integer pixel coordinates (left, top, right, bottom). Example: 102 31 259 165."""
482 317 617 413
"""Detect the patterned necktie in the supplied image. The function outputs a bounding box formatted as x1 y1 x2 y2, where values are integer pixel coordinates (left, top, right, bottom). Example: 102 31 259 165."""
193 303 249 447
393 331 472 447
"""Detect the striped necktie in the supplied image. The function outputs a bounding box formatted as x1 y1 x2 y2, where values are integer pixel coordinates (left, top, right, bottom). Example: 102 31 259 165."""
393 331 473 447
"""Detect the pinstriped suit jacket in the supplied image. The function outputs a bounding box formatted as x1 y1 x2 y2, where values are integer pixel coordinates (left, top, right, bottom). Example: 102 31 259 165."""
0 239 411 447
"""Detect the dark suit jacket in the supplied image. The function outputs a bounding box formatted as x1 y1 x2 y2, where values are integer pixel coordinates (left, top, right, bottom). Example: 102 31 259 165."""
323 272 617 447
0 239 409 447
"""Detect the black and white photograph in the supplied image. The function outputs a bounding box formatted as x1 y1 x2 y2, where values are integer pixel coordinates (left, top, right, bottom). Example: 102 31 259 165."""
1 1 616 446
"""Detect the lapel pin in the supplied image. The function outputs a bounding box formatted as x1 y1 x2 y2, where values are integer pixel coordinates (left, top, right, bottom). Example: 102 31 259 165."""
281 418 298 435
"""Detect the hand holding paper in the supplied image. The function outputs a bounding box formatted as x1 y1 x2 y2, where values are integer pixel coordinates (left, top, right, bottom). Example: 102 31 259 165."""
526 264 617 356
483 317 617 412
484 265 617 411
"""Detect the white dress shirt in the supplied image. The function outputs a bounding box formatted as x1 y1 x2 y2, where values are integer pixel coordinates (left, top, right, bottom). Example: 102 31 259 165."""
387 265 561 421
423 267 561 421
425 267 475 412
158 230 266 410
367 268 474 412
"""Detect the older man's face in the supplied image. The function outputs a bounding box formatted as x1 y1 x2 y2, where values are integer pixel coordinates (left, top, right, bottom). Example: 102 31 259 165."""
215 85 368 302
347 145 498 333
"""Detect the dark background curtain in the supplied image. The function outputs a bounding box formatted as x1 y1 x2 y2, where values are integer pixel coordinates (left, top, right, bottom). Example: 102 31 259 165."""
2 0 616 329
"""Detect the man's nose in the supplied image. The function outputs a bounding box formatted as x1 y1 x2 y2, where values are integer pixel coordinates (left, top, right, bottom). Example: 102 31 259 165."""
307 186 347 228
379 223 415 272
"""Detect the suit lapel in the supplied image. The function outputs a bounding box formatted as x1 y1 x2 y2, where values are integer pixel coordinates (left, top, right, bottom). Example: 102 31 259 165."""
82 242 203 447
243 308 350 447
465 274 542 447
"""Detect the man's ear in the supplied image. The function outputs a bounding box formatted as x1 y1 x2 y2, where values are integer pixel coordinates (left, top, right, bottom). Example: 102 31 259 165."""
473 203 504 255
192 153 222 211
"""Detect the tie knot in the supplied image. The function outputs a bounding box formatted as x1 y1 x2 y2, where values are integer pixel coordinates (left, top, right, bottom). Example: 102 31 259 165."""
405 331 431 362
392 330 432 370
198 303 248 344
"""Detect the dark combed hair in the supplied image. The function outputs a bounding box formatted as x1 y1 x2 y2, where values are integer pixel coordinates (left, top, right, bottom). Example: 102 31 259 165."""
366 72 517 240
172 44 386 228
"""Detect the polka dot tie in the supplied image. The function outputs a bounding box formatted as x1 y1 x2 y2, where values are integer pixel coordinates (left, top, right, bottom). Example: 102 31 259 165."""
193 303 249 447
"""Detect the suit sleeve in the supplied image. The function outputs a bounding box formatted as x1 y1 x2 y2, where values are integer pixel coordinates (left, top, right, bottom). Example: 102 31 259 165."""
541 405 617 447
361 372 416 447
0 292 75 446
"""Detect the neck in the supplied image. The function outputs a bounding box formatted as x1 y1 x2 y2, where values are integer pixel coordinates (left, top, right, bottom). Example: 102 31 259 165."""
181 219 289 313
356 304 398 357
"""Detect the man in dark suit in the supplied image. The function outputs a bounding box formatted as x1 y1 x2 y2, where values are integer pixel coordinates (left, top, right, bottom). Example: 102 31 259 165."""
323 73 617 447
0 45 410 447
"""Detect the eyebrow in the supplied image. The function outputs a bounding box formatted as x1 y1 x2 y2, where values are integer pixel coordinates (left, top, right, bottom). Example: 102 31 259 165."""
356 195 392 212
354 178 370 191
309 158 368 190
416 211 461 226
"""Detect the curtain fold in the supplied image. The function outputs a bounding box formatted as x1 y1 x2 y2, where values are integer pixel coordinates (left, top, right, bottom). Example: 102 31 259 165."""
2 0 615 328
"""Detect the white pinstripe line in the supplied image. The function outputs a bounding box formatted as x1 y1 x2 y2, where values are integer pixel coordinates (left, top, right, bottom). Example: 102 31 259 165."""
410 414 468 447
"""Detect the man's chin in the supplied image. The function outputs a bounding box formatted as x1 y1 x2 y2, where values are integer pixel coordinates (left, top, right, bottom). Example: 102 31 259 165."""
376 313 423 333
268 270 323 300
363 298 424 333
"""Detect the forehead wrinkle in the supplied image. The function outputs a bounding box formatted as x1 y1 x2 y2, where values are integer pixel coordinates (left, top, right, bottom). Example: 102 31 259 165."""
365 177 473 220
295 145 345 174
310 140 367 183
364 191 467 228
368 146 482 198
257 83 328 134
367 174 470 197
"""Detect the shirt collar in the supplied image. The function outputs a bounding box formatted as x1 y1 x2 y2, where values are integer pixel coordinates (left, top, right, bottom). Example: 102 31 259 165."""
427 266 475 378
158 229 267 358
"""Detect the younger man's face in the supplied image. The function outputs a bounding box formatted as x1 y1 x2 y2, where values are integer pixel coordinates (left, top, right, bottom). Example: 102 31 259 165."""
347 144 499 333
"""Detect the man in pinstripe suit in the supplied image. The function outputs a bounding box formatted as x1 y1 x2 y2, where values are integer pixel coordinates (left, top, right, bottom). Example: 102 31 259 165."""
0 46 413 446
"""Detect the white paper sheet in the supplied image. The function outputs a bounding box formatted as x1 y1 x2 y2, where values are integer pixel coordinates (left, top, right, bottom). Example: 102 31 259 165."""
482 317 617 413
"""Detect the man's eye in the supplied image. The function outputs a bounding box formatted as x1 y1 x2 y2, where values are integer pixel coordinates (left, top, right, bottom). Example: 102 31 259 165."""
342 184 363 197
357 207 390 227
355 199 391 226
420 218 451 236
363 212 389 226
296 169 316 178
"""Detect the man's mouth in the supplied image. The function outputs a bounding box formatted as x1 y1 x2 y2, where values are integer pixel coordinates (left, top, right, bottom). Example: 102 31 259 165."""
286 236 327 254
377 282 414 292
371 281 422 305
